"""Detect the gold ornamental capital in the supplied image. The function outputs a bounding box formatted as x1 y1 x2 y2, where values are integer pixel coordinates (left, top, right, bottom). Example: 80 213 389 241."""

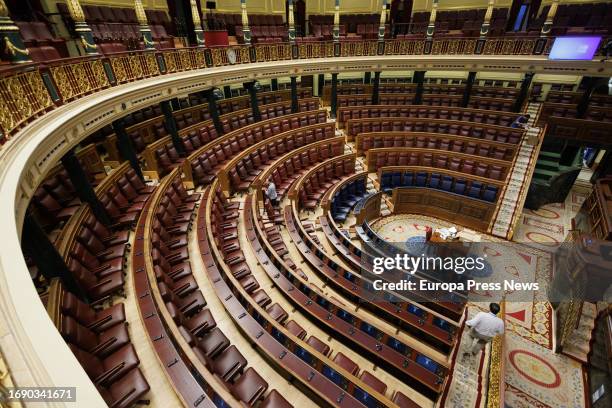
134 0 148 26
66 0 86 23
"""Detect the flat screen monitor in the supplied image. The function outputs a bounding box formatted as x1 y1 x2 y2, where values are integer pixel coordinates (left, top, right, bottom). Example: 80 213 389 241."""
548 36 602 60
416 355 439 373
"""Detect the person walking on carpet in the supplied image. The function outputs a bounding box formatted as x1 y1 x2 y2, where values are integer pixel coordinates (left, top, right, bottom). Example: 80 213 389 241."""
463 303 505 356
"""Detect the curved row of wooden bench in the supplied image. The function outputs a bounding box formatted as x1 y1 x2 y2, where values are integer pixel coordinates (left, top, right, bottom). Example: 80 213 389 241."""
366 148 511 182
45 162 155 406
546 90 612 107
103 88 312 162
31 144 107 231
354 131 519 158
538 101 612 124
143 98 321 179
253 136 346 203
337 94 515 112
182 109 327 190
56 162 153 301
219 122 336 194
46 279 151 408
377 171 500 232
323 83 520 102
338 105 521 129
345 117 525 142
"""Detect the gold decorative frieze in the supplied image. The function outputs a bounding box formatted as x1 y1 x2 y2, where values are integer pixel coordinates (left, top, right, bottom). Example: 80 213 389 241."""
0 70 52 138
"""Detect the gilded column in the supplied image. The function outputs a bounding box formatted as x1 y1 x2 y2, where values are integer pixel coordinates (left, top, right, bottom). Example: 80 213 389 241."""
0 0 31 63
135 0 155 49
333 0 340 42
241 0 251 45
66 0 98 54
191 0 205 46
426 0 438 39
480 0 495 37
377 0 388 42
288 0 296 43
541 0 559 36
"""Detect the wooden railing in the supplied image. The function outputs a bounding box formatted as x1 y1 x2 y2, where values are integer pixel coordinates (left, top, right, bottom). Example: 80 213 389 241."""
0 35 586 145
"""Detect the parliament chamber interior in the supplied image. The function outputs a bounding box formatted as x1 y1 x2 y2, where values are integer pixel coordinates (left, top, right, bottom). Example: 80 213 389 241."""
0 0 612 407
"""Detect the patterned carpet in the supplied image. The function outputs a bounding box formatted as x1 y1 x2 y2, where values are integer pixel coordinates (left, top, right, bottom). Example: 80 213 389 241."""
373 182 592 408
504 332 587 408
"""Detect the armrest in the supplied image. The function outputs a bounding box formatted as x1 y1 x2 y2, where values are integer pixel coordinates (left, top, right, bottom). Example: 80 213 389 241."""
169 266 185 275
94 362 125 386
91 337 117 355
87 315 113 330
93 264 111 274
190 322 211 336
90 296 111 308
110 388 136 408
90 279 113 290
96 249 113 258
167 253 182 262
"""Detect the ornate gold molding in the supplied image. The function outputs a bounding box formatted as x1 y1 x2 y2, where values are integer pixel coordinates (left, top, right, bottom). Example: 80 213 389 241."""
80 37 97 50
0 0 9 18
143 36 155 47
4 37 29 56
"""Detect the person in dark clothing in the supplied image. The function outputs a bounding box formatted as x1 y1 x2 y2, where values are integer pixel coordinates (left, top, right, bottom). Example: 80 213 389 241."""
510 114 530 128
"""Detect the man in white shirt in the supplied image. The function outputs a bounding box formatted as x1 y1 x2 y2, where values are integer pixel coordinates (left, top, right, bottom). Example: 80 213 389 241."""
463 303 505 356
266 181 278 207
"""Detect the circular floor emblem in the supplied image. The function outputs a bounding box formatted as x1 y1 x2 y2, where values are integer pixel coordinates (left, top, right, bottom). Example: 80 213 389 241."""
525 231 559 245
526 208 560 219
509 350 561 388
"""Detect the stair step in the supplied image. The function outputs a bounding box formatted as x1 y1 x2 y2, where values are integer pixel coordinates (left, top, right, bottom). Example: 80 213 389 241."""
540 151 562 159
562 344 589 363
536 159 560 169
533 168 559 177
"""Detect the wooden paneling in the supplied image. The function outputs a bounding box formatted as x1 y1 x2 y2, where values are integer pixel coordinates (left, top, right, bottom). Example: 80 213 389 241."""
544 117 612 147
392 187 496 232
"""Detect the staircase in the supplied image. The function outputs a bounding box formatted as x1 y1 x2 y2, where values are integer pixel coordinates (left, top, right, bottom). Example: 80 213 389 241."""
561 302 597 364
441 329 489 408
490 103 543 239
533 145 583 185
